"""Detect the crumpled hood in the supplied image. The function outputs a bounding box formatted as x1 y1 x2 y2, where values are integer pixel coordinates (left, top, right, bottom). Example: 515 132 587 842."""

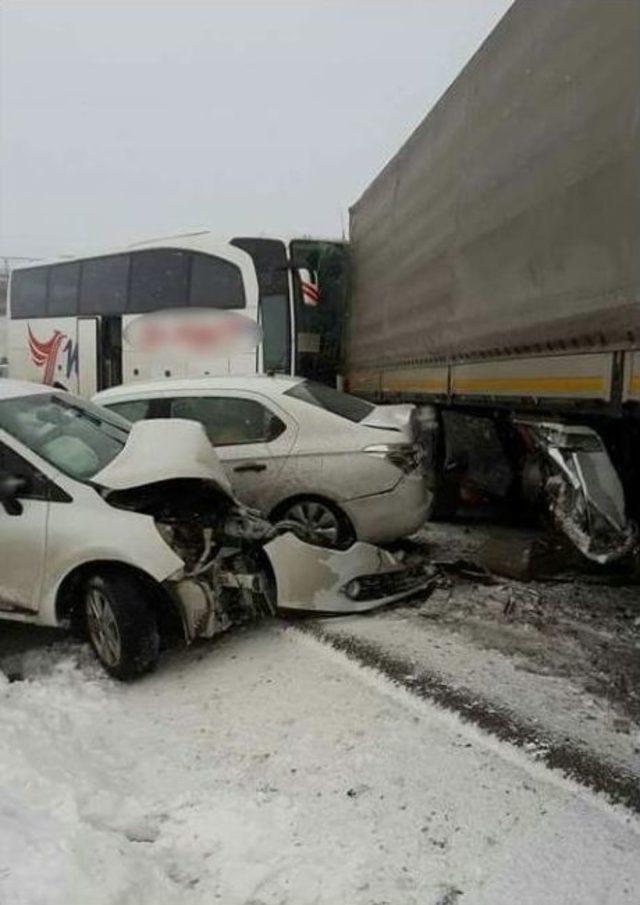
93 418 233 496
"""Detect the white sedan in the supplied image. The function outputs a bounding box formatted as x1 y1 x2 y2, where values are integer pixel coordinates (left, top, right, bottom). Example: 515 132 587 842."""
0 379 432 678
94 376 430 547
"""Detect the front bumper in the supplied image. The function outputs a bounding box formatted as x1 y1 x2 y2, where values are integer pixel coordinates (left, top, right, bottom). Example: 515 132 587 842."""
342 472 430 544
166 530 433 642
263 532 432 614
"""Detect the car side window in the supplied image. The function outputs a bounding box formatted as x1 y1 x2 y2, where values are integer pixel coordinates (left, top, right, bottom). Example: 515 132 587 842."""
0 441 62 501
106 399 154 423
166 396 285 446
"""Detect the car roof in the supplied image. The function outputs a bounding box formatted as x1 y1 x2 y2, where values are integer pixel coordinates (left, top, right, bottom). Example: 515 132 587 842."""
0 378 56 401
94 374 305 401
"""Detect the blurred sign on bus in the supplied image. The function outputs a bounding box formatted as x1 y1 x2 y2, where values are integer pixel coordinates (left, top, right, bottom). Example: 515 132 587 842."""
123 308 262 358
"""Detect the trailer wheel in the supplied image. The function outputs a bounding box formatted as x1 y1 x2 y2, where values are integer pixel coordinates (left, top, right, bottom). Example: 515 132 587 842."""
84 572 160 680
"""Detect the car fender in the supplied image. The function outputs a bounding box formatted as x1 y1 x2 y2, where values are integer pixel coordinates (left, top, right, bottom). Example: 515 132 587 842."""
38 502 183 626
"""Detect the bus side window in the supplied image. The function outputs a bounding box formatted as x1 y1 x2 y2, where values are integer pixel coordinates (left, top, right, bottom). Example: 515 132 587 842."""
49 263 80 317
79 255 129 315
129 249 190 313
10 268 49 318
189 254 245 309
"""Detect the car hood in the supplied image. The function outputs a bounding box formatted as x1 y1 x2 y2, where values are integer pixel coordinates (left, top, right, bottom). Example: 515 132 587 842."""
93 418 234 496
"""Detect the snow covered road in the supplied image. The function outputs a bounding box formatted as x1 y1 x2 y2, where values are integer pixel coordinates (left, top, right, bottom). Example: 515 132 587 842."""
1 624 639 905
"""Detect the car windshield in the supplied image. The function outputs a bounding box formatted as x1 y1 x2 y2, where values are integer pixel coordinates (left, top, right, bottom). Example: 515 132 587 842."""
0 392 130 480
284 379 375 423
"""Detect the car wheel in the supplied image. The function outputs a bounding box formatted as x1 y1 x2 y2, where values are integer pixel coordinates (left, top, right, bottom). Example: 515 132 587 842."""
276 497 354 548
84 572 160 680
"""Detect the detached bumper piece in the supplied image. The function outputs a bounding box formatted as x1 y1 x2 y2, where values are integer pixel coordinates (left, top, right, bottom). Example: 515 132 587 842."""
263 532 432 614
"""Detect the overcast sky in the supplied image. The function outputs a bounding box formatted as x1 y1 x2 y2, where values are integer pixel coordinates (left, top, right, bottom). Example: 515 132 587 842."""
1 0 512 259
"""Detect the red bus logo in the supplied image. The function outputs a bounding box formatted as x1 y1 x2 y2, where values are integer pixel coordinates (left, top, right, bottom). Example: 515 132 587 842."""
27 325 78 384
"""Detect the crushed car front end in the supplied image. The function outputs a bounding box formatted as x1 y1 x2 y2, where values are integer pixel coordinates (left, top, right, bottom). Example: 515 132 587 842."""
95 419 433 643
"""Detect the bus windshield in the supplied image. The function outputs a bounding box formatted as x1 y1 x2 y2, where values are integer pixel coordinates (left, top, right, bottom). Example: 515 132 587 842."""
0 393 130 480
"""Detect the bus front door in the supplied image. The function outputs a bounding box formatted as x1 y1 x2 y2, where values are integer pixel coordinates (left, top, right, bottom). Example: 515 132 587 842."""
99 317 123 390
77 317 99 398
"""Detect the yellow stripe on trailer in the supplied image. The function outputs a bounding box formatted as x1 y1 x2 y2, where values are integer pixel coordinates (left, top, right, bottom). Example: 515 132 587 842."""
451 353 614 401
382 367 448 394
350 353 618 402
348 370 380 393
452 376 605 395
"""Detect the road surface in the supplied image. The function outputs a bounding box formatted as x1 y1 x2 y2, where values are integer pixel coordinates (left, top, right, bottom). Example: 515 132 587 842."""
0 623 639 905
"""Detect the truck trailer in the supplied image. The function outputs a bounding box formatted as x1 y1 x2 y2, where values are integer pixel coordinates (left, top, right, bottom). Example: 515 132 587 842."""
345 0 639 563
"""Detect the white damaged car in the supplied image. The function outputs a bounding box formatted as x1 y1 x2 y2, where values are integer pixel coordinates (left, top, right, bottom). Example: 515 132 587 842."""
0 380 430 678
94 375 429 548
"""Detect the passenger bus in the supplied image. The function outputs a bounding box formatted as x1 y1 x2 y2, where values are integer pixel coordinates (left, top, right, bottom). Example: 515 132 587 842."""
7 232 347 396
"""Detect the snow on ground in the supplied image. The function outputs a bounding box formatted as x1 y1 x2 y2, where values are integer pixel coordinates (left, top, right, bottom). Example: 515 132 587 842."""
314 608 640 779
1 625 639 905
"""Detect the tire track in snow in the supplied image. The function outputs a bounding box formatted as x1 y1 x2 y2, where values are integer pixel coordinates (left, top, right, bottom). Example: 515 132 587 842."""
294 621 640 814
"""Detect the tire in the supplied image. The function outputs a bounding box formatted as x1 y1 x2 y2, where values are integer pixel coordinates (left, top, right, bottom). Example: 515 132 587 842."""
83 571 160 680
274 497 355 549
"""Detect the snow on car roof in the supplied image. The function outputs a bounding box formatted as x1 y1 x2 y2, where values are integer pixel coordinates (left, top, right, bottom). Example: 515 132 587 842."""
0 378 56 401
93 374 304 401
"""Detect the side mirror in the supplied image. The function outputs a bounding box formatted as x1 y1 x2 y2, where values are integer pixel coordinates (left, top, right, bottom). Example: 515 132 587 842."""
297 268 320 306
0 473 30 516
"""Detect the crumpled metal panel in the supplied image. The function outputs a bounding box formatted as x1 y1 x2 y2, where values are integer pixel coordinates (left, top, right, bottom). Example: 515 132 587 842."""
523 421 637 564
263 532 431 613
95 418 233 495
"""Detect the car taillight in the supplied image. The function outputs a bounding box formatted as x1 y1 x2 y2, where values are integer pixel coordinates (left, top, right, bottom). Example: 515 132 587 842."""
363 443 422 473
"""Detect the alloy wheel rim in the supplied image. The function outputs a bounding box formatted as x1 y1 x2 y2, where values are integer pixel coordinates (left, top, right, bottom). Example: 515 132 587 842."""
286 501 340 545
85 589 121 667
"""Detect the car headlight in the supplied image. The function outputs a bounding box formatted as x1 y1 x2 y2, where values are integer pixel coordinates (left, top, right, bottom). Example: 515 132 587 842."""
344 579 362 600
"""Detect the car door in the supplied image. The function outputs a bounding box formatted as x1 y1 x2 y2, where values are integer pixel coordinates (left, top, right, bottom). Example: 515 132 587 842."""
0 439 51 614
164 392 296 511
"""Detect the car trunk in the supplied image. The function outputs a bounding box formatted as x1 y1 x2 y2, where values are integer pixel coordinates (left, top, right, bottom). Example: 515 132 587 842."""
360 404 417 441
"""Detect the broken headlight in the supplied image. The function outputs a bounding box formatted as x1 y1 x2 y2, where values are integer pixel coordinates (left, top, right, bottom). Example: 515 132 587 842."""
343 569 424 601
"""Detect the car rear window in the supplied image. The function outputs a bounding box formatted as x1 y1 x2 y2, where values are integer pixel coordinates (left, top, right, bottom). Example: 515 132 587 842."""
284 380 374 423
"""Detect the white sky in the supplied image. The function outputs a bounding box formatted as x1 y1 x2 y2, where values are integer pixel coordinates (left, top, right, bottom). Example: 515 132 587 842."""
0 0 513 259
